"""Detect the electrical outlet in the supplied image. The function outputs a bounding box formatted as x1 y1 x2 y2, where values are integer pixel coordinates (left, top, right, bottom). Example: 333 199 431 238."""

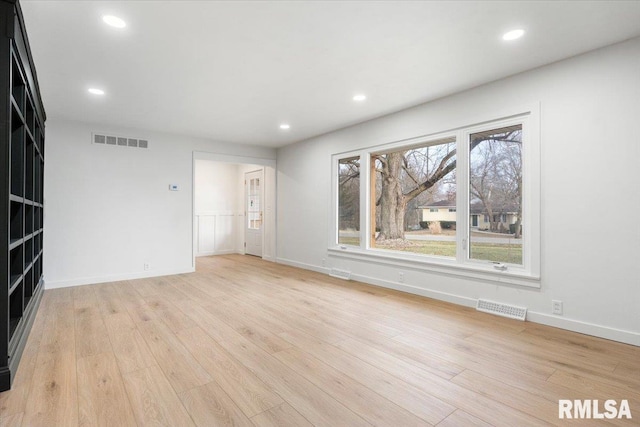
399 272 404 283
552 300 563 315
144 263 150 271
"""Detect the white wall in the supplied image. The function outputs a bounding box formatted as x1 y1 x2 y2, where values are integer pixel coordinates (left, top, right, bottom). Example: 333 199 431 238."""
194 160 239 256
276 37 640 345
44 120 276 288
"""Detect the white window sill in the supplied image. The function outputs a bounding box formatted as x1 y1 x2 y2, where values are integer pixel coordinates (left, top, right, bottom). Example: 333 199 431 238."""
328 246 540 289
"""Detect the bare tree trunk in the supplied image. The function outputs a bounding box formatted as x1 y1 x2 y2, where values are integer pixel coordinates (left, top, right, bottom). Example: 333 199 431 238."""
486 206 496 232
377 152 405 240
513 215 522 238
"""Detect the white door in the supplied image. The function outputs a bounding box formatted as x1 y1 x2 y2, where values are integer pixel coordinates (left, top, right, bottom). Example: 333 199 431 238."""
245 169 263 257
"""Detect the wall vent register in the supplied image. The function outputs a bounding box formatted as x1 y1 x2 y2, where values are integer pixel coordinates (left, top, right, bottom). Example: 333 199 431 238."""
93 133 148 149
476 299 527 321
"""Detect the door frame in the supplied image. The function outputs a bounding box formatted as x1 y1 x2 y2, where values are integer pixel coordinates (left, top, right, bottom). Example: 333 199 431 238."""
192 151 276 269
244 168 264 257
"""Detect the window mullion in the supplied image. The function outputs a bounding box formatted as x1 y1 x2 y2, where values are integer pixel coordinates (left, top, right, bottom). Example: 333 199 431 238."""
361 151 370 250
456 130 469 263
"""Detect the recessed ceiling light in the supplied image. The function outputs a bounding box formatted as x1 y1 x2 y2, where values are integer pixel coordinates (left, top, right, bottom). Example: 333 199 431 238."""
502 29 525 41
102 15 126 28
279 124 291 130
88 88 105 95
353 94 367 102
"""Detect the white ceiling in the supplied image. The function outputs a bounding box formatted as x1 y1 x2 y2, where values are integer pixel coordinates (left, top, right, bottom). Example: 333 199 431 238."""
20 1 640 148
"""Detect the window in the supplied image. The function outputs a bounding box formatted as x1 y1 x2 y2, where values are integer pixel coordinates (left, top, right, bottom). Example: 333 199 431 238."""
469 125 522 265
337 157 360 246
247 176 261 229
331 108 540 286
371 136 456 258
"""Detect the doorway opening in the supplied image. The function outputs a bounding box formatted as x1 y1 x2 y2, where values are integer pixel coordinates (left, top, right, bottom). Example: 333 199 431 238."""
192 152 276 268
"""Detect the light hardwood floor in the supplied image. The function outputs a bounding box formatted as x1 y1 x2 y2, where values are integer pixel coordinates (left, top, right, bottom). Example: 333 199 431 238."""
0 255 638 426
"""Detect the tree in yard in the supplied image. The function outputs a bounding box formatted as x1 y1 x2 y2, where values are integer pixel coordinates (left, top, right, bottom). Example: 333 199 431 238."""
374 139 460 241
339 127 522 243
469 127 523 237
338 158 360 231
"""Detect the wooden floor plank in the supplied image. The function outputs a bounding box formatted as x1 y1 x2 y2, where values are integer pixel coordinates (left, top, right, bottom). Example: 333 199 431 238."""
203 302 293 354
274 346 435 426
122 365 195 427
450 369 563 426
436 409 494 427
76 352 137 426
176 326 283 417
0 412 23 427
137 320 212 393
278 329 454 425
74 307 112 359
1 255 636 427
21 349 78 427
93 282 128 317
249 403 313 427
141 294 198 333
103 312 157 374
218 335 371 427
179 381 254 427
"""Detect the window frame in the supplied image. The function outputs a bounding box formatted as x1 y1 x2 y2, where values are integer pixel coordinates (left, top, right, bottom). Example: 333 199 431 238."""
329 105 540 288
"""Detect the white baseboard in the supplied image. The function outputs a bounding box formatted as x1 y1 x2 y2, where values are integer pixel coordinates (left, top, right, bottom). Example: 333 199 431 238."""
350 272 477 308
44 267 196 290
526 311 640 347
196 250 236 257
275 257 639 347
276 257 331 275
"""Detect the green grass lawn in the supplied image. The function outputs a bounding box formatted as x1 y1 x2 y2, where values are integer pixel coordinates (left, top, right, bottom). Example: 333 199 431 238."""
338 238 522 265
338 237 360 246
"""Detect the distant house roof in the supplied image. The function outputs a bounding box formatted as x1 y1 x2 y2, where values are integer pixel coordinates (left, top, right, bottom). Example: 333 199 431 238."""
417 200 455 208
419 200 519 214
470 201 519 214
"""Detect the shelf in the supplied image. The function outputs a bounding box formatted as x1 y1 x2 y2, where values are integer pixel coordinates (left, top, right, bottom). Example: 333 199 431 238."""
25 204 33 236
10 105 25 197
9 281 23 341
2 0 46 393
25 138 34 201
9 275 22 294
24 238 33 269
34 233 41 256
33 277 42 294
23 267 33 303
11 55 25 113
10 97 26 124
25 98 35 136
34 156 41 205
9 246 23 286
9 239 22 250
10 201 22 242
35 207 41 230
8 318 20 343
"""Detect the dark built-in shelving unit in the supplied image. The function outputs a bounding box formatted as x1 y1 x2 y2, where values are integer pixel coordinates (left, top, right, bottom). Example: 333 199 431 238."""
1 0 46 391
